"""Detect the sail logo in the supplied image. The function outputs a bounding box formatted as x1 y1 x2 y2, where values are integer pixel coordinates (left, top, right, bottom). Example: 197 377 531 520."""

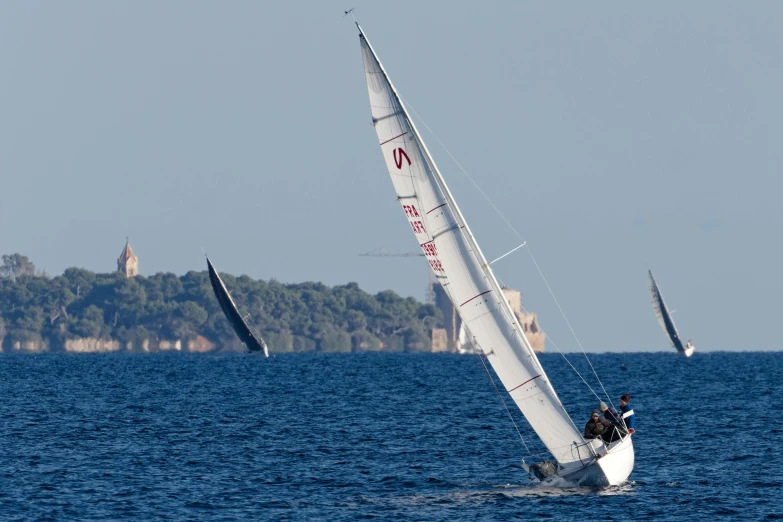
421 241 443 271
393 148 411 169
402 204 420 217
421 242 438 257
410 220 426 234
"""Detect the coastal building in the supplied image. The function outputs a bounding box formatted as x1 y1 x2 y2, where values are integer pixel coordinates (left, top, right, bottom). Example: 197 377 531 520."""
117 239 139 277
501 287 545 353
430 328 448 353
431 283 545 353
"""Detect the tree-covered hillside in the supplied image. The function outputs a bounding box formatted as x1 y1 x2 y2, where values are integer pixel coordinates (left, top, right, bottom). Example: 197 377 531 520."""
0 254 442 352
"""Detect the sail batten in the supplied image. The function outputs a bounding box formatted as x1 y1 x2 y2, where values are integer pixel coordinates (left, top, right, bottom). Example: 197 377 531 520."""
357 27 586 466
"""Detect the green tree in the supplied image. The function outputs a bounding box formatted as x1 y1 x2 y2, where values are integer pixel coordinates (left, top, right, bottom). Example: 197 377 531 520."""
319 329 351 353
346 310 367 332
70 305 105 338
403 324 431 352
62 267 96 298
352 329 382 352
0 254 36 281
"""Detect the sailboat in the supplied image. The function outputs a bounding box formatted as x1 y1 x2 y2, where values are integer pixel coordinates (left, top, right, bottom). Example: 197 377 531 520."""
649 269 694 357
206 256 269 357
353 24 633 486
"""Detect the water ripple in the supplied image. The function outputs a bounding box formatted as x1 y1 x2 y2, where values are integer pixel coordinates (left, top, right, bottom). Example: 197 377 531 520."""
0 352 781 520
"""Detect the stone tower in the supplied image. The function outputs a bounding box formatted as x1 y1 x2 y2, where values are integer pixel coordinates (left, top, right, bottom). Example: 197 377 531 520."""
431 283 545 353
501 287 545 353
117 238 139 277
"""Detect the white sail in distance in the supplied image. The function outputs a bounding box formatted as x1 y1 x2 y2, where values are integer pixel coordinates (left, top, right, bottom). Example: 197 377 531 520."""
356 26 586 467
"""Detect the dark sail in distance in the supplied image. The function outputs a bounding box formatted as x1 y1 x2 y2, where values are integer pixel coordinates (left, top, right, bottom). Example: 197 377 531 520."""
207 256 268 356
649 269 691 355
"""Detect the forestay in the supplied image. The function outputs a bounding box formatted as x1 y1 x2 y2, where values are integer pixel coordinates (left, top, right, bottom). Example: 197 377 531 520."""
357 27 587 467
648 270 685 353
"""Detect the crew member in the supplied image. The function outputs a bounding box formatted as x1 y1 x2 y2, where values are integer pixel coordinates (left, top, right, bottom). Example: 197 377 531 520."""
598 401 623 441
598 401 622 426
584 411 611 440
619 393 635 434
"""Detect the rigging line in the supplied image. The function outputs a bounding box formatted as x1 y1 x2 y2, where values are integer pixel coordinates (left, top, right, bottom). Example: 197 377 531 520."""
400 96 526 251
509 297 605 410
400 94 616 410
474 350 532 455
536 328 604 405
486 242 527 267
524 247 617 410
514 309 606 432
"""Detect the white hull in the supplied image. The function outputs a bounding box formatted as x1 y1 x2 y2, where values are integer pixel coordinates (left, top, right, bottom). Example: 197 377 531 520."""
559 435 634 487
683 345 695 357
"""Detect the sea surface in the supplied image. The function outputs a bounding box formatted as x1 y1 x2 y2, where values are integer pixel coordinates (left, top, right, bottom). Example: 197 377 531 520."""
0 351 781 521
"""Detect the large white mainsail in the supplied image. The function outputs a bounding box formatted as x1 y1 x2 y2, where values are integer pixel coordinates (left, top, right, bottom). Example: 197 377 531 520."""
356 26 589 470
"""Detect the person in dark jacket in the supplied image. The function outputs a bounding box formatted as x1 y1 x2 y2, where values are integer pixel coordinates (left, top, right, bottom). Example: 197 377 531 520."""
598 401 624 442
619 393 635 434
584 411 612 440
598 401 622 426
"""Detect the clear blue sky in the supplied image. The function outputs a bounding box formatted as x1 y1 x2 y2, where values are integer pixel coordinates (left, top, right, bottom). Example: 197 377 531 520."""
2 2 781 351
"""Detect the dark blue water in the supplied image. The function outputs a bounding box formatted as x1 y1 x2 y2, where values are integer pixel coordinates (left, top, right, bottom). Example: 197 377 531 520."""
1 352 781 521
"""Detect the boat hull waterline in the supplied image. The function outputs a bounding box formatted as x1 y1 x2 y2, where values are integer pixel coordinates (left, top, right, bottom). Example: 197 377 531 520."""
560 436 635 487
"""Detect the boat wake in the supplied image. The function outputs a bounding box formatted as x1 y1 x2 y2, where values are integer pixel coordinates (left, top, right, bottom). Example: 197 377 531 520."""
497 478 637 497
356 479 637 512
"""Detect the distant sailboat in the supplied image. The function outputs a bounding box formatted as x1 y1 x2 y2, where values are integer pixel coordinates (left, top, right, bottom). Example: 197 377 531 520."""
353 23 633 486
206 257 269 357
649 270 694 357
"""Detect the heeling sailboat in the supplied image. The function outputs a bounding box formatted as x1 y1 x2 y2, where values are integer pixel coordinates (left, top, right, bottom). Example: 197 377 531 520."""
354 25 633 486
649 270 694 357
206 257 269 357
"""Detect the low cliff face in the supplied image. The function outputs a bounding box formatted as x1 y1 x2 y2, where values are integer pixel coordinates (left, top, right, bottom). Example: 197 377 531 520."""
65 338 121 353
1 333 422 354
1 336 218 354
157 340 181 352
10 339 50 353
186 336 215 353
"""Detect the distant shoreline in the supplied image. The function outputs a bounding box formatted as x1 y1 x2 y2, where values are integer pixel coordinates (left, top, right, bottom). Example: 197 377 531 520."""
0 258 442 355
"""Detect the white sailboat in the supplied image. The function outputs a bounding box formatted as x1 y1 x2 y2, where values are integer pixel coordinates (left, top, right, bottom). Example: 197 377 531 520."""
456 323 475 354
353 24 633 486
649 270 694 357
